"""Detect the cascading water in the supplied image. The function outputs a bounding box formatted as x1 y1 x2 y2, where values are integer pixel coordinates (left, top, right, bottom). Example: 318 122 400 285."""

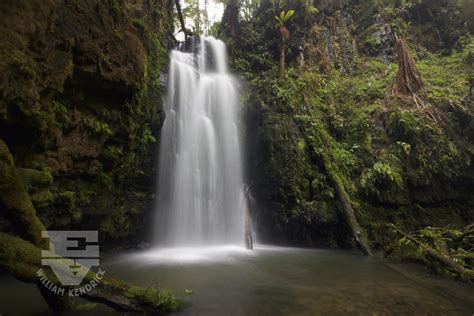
155 36 246 247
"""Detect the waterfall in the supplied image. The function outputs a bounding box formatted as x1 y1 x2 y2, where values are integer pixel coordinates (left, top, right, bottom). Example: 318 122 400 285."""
155 36 246 247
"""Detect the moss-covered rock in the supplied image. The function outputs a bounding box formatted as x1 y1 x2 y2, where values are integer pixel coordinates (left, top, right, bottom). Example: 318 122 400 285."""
17 168 53 188
0 232 183 313
0 0 174 246
0 140 47 248
231 1 474 249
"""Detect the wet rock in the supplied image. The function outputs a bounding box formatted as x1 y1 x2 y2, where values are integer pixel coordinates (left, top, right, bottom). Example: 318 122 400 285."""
305 10 357 74
136 241 151 250
159 73 168 86
362 21 396 62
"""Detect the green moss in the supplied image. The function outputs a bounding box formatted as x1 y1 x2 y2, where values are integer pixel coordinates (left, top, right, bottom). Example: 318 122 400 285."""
0 232 43 280
71 210 83 223
360 160 405 204
0 0 175 250
17 168 53 189
0 141 47 248
77 188 95 207
240 32 473 247
0 233 181 312
0 140 14 166
388 108 469 188
31 189 55 208
88 160 103 177
127 286 182 312
100 206 134 239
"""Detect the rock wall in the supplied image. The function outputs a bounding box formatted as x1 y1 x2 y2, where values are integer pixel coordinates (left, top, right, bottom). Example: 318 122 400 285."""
0 0 174 246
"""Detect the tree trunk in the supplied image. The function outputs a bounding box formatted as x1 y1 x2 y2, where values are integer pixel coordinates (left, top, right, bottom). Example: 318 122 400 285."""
394 36 423 95
424 249 474 282
222 0 240 39
174 0 188 40
195 0 201 34
244 204 253 250
283 123 372 256
332 178 371 256
279 43 286 79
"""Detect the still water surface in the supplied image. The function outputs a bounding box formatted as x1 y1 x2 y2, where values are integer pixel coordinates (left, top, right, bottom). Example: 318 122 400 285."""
1 245 473 315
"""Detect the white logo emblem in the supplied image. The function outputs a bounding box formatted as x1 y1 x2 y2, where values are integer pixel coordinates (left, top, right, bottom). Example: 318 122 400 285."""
41 231 99 286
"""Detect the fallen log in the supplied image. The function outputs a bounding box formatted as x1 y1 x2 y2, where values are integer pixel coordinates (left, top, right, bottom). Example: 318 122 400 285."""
288 116 372 256
331 176 371 256
424 248 474 282
387 223 474 282
454 224 474 243
0 233 181 313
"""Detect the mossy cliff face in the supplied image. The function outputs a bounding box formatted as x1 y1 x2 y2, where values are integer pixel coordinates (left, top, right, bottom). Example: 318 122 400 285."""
246 107 346 247
0 0 173 245
229 0 474 248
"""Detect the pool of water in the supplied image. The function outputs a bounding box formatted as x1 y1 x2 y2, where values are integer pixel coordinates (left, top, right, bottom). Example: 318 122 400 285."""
1 245 473 315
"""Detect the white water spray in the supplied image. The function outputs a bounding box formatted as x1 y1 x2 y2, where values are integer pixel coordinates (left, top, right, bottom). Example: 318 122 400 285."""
155 37 246 247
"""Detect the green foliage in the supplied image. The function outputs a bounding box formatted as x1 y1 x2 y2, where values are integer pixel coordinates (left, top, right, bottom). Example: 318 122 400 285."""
132 19 146 33
113 28 124 41
387 224 474 279
100 206 133 239
388 109 468 185
182 0 208 34
80 114 114 137
275 9 295 25
11 56 36 79
140 126 157 145
108 0 122 17
236 14 473 246
30 189 54 208
360 160 405 203
0 0 174 250
18 168 53 189
405 0 469 52
417 45 472 102
103 145 123 161
52 100 67 115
